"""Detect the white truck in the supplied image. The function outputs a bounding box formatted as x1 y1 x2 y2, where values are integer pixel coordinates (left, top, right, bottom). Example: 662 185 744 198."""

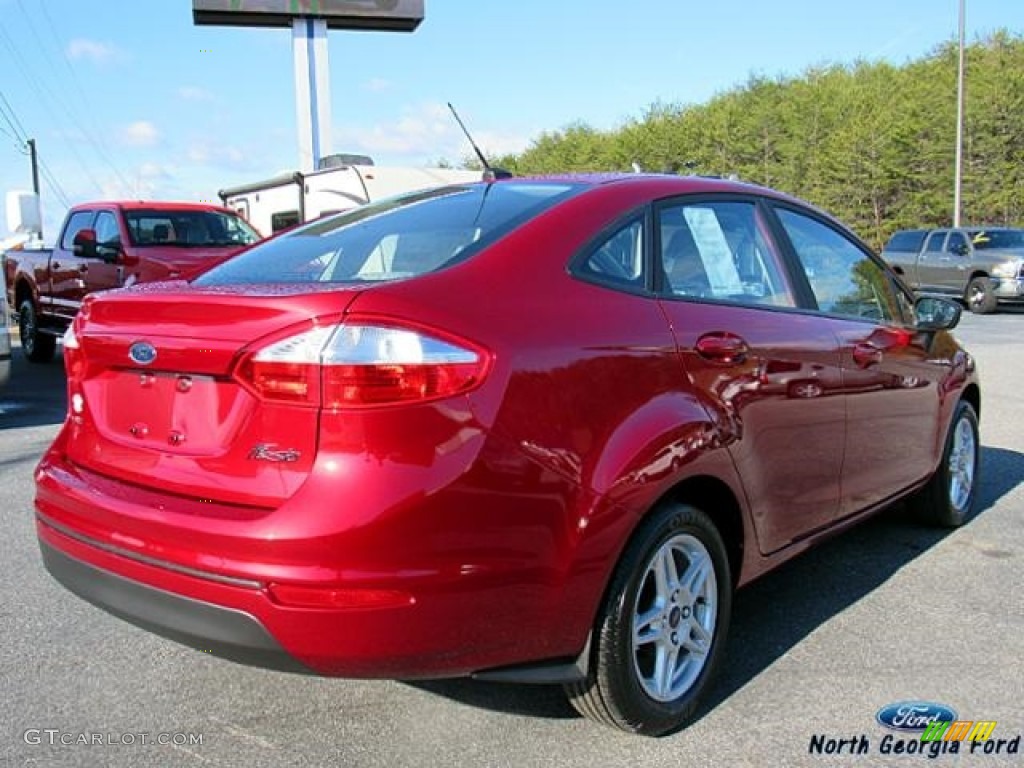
219 154 481 237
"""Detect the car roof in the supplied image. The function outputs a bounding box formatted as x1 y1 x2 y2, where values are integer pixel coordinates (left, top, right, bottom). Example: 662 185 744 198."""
84 201 236 213
496 172 799 202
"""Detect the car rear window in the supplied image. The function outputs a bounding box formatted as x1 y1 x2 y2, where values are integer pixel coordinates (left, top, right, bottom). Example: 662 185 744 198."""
883 230 927 252
195 181 582 286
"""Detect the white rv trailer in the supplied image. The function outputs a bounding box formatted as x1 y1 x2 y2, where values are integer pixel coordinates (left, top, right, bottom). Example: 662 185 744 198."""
219 155 481 237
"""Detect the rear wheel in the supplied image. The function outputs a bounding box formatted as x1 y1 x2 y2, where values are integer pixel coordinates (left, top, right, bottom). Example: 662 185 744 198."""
565 502 731 735
908 401 979 527
18 300 56 363
965 276 997 314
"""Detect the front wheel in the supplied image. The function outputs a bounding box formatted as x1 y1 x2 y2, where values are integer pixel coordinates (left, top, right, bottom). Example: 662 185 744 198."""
908 401 979 527
18 300 57 363
965 276 997 314
565 503 732 736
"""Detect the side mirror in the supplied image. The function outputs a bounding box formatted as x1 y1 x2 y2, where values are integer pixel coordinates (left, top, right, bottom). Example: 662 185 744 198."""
72 228 97 258
96 241 123 264
915 296 961 331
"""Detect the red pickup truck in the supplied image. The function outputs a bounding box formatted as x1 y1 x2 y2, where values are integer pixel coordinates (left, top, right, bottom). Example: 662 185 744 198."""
4 201 261 362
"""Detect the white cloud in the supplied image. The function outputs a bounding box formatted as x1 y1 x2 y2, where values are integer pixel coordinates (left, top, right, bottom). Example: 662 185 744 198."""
186 139 250 170
362 78 393 93
178 86 214 102
138 162 175 180
121 121 160 147
333 103 532 166
96 163 179 201
66 38 123 63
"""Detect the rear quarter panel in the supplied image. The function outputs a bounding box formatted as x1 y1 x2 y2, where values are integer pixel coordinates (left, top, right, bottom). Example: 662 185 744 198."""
344 184 755 655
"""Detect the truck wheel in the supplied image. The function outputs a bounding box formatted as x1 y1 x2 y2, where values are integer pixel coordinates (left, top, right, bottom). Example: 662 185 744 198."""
965 276 997 314
564 502 732 735
18 300 57 363
907 401 979 527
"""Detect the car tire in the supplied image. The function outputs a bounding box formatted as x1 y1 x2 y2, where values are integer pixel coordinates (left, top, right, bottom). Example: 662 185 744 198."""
18 300 57 363
564 502 732 736
965 276 997 314
908 401 979 527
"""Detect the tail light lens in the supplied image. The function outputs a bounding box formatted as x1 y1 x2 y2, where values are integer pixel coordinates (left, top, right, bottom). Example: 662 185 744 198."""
62 323 85 379
236 322 489 408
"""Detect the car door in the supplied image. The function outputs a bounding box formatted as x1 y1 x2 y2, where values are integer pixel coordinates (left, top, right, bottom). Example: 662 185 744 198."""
771 206 944 518
49 209 96 325
916 230 950 293
653 196 846 555
937 230 971 293
86 210 128 293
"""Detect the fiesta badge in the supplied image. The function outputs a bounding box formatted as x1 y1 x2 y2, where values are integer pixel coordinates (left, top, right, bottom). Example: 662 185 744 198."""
129 341 158 366
876 701 958 732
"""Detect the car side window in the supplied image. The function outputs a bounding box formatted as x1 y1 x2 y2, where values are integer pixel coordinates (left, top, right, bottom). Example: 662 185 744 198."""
60 211 95 250
578 216 645 288
946 231 967 254
94 212 121 247
924 231 946 253
776 208 902 322
658 201 795 307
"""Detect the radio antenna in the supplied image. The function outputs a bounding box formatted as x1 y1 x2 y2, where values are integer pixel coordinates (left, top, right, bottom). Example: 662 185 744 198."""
447 103 512 181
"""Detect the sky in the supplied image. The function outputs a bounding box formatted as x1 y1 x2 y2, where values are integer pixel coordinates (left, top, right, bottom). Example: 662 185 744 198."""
0 0 1020 239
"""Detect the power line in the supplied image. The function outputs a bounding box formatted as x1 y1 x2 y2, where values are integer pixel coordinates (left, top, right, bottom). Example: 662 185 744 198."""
29 0 135 192
0 89 29 143
38 156 71 209
0 21 109 195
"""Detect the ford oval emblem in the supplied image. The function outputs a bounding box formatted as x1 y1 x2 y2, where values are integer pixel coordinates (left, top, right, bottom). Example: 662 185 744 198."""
129 341 158 366
876 701 958 732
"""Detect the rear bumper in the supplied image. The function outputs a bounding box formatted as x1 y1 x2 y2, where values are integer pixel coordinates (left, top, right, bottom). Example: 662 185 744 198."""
39 534 311 674
33 438 602 678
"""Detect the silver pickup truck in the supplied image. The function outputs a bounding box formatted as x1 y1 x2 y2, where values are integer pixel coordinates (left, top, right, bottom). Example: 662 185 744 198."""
880 227 1024 314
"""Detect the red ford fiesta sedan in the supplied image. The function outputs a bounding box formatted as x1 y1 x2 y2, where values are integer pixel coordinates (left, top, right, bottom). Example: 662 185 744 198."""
36 175 979 735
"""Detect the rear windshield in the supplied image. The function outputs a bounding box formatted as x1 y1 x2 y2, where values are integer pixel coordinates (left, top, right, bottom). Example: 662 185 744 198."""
970 230 1024 250
195 181 582 286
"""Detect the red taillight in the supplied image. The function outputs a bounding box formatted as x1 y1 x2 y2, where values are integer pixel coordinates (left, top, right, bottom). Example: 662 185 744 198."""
236 322 489 408
235 325 333 407
267 582 414 610
323 362 482 406
62 324 86 418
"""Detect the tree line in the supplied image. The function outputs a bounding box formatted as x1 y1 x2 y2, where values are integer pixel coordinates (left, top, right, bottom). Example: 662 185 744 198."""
493 31 1023 250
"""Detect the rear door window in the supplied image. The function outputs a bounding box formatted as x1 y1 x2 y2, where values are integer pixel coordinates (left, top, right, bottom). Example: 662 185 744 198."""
656 200 795 307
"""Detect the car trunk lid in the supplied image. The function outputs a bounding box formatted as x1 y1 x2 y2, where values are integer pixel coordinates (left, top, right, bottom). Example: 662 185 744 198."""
64 283 362 508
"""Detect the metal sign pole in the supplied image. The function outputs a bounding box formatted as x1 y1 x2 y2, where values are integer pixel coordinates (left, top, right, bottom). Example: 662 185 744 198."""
292 17 332 172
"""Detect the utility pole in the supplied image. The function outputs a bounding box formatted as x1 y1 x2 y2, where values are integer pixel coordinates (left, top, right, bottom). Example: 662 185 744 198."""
27 138 40 196
954 0 966 227
26 137 42 238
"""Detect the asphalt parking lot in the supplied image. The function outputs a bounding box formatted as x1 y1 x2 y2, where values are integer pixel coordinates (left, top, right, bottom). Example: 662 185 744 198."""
1 311 1022 768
